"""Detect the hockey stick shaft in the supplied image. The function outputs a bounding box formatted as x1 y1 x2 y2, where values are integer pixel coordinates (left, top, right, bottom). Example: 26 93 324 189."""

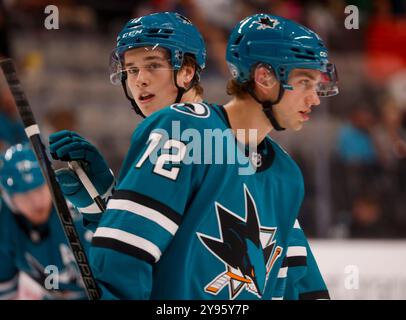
68 161 106 212
0 58 100 300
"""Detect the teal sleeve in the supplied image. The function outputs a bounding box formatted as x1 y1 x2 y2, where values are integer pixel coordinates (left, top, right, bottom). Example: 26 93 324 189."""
283 221 330 300
89 110 204 299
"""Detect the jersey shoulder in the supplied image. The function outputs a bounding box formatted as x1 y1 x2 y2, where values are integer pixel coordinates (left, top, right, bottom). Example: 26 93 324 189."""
136 102 225 135
266 136 300 169
265 136 304 187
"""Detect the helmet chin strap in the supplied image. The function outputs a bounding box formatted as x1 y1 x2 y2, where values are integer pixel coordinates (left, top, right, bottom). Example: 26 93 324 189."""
173 69 198 103
247 83 286 131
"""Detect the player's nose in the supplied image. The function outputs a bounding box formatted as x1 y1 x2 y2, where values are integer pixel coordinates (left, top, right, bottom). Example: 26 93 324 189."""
135 69 149 87
307 90 320 107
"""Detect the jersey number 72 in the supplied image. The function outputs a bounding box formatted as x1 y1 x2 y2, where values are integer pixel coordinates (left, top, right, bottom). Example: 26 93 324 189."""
135 132 187 181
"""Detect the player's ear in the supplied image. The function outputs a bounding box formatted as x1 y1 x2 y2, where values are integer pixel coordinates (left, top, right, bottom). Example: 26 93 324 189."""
254 64 276 90
177 63 196 89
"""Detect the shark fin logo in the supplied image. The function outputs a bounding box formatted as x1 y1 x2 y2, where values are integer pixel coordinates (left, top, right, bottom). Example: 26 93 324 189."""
254 16 280 30
197 185 282 299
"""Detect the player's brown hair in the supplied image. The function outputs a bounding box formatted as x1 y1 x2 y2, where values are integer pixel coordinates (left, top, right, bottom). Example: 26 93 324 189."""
226 79 254 98
181 54 203 96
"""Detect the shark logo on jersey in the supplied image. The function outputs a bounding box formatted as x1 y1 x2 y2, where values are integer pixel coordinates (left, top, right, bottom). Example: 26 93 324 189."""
197 185 282 299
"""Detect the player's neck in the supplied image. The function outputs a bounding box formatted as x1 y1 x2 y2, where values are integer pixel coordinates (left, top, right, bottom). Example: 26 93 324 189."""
223 96 272 146
180 89 203 104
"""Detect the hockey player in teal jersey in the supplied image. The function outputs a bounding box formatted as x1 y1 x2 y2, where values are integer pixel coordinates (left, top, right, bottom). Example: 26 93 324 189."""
0 144 91 299
50 14 338 300
223 14 339 300
48 12 207 232
52 14 336 300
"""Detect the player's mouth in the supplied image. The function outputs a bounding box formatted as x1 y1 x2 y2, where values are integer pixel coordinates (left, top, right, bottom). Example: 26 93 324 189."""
299 109 311 121
138 93 155 104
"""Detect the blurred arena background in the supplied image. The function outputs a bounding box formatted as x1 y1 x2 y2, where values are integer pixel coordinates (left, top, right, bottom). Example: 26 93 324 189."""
1 0 405 299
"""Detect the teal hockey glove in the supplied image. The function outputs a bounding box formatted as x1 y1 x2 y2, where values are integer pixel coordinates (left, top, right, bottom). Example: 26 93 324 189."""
49 130 114 211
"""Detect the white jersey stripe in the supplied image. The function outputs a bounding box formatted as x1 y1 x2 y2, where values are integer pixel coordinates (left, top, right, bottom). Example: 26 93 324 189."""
93 227 162 262
293 219 301 229
287 246 307 257
107 199 178 235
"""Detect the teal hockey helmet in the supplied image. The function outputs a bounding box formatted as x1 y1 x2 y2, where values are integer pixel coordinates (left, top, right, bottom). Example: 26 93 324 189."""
109 12 207 117
0 144 45 196
226 13 338 98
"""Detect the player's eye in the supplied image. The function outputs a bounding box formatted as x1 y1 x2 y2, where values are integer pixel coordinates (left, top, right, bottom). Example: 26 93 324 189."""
146 63 163 70
127 67 139 75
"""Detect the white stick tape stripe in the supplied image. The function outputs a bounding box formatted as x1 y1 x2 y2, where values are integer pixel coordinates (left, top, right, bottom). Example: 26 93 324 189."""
25 124 40 137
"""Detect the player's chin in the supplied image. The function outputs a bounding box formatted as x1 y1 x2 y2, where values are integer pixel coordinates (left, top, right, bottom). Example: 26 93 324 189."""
35 206 52 223
29 212 49 225
290 121 304 131
139 103 163 117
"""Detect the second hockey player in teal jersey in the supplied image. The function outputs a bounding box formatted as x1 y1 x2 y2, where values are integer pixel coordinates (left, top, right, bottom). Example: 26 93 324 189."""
0 144 91 299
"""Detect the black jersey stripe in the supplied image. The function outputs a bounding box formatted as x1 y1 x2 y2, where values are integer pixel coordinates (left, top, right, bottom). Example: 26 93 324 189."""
112 190 182 225
287 256 307 267
299 290 330 300
92 237 156 264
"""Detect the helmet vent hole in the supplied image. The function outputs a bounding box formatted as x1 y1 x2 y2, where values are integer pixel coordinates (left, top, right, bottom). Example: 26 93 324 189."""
148 28 160 34
291 48 300 53
177 15 192 24
295 54 316 60
145 34 170 39
305 50 315 55
234 35 244 45
163 29 174 34
233 52 239 58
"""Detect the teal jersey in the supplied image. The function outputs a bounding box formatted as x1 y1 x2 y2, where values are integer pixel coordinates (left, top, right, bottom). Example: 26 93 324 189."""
0 199 91 300
90 103 329 300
